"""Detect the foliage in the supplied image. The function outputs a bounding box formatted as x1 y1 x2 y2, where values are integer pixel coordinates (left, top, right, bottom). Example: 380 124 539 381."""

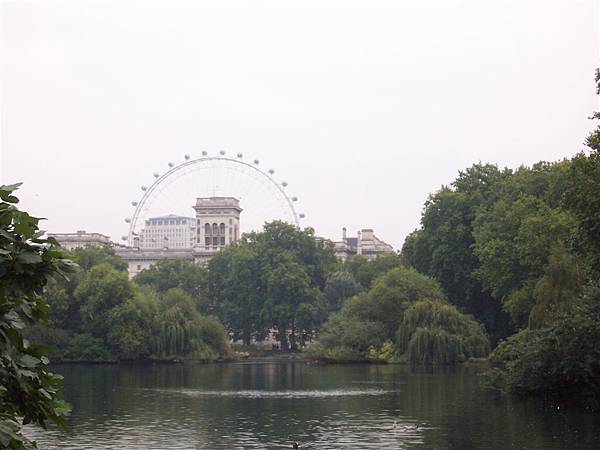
65 334 113 362
343 266 445 340
488 286 600 397
70 246 127 272
321 271 362 313
563 149 600 277
343 253 402 289
135 258 210 312
314 265 448 361
209 221 336 350
401 164 513 345
0 183 74 449
396 300 490 366
106 290 156 360
317 312 383 355
75 263 135 338
151 288 231 360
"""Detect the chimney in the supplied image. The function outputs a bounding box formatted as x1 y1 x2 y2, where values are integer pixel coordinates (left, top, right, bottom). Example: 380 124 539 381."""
342 227 347 240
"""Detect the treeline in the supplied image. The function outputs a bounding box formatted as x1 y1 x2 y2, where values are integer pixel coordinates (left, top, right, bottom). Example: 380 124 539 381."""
400 116 600 396
27 247 231 362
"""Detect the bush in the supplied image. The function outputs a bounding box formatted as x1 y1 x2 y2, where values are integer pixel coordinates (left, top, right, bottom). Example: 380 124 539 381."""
66 333 114 362
487 286 600 397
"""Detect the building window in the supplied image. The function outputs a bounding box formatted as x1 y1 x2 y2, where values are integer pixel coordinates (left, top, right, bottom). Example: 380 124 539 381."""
219 223 225 235
205 223 211 236
205 237 210 246
212 223 218 235
220 237 225 246
213 237 219 246
137 265 141 271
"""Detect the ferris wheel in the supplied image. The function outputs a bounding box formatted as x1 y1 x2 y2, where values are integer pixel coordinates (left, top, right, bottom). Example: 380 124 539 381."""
122 151 305 246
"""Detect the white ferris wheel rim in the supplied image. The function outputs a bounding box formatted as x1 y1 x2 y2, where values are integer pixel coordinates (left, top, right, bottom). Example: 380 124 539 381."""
126 154 301 246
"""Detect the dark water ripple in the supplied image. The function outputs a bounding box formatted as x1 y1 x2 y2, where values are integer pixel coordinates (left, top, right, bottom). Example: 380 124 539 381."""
23 362 600 449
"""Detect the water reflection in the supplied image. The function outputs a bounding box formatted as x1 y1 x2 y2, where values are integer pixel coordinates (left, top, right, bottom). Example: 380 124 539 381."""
24 361 600 449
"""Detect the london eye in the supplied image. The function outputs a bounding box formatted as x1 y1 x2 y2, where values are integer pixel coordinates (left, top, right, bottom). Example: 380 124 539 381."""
122 151 304 246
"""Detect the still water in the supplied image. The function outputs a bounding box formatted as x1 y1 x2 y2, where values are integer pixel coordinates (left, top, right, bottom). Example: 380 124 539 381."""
25 360 599 449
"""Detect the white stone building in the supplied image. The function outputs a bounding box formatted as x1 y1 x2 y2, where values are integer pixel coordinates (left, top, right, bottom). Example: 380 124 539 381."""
117 197 243 276
47 230 112 251
334 227 394 261
194 197 241 255
139 215 196 249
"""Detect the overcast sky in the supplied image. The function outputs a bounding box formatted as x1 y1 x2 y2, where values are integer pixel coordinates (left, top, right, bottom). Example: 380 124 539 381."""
1 0 598 249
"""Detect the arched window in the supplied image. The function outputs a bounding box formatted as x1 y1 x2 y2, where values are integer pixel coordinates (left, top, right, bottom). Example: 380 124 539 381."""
212 223 218 236
219 223 225 236
205 223 211 236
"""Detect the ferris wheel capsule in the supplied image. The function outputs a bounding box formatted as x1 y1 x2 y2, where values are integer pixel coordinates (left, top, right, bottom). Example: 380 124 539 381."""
125 218 132 223
184 154 190 160
219 150 226 156
299 213 305 219
202 151 208 156
281 181 288 187
121 236 128 241
141 186 147 191
292 196 298 202
237 153 243 158
168 162 174 168
253 159 260 165
131 201 138 206
268 169 275 175
153 172 160 178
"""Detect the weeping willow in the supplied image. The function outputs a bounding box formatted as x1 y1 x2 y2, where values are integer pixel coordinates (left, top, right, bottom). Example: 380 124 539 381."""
151 289 230 360
397 300 490 366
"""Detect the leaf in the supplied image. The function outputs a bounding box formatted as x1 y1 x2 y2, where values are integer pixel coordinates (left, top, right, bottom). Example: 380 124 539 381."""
16 253 43 264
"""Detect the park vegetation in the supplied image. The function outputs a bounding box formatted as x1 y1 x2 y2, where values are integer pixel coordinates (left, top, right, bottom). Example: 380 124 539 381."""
400 70 600 398
26 248 232 363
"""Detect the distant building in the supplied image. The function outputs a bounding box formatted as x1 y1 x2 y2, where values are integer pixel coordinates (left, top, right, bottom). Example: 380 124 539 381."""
194 197 241 256
334 227 394 261
48 230 111 251
115 247 195 278
139 215 196 249
117 197 243 277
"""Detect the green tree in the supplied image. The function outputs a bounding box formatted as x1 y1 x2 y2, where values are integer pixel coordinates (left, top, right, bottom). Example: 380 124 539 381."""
314 265 448 361
321 271 362 313
135 258 210 312
397 299 490 366
344 265 445 340
0 183 74 449
343 253 402 289
106 289 157 360
208 221 336 349
75 263 135 338
263 254 318 351
152 288 230 360
488 285 600 397
70 246 127 272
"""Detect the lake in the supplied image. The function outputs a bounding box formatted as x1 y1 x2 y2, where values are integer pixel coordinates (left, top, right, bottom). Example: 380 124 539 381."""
25 359 599 449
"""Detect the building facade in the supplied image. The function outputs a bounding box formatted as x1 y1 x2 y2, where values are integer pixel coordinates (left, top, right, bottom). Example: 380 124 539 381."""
139 214 196 249
48 230 112 251
334 227 394 261
194 197 241 256
117 197 243 276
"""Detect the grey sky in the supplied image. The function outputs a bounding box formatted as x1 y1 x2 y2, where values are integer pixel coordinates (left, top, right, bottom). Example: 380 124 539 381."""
1 0 598 249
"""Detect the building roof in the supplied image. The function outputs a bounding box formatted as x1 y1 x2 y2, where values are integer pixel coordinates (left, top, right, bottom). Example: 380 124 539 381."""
147 214 195 220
